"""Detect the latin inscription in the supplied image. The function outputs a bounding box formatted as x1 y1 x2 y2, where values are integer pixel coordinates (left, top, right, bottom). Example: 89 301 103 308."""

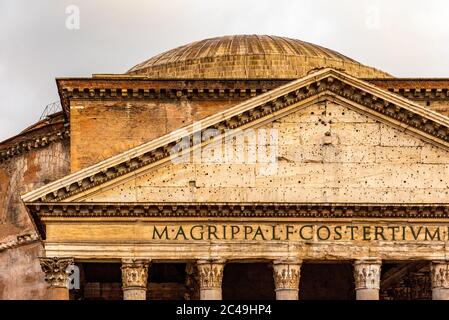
151 224 449 242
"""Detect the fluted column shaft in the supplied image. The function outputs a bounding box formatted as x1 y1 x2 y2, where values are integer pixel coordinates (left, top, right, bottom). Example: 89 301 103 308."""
272 260 302 300
353 260 382 300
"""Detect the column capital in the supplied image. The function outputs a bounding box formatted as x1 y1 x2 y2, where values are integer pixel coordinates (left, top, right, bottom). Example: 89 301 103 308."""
121 259 151 289
272 260 302 291
431 261 449 289
39 257 74 288
353 259 382 290
197 260 225 289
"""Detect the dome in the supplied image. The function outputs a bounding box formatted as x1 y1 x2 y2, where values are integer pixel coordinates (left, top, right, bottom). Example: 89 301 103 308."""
126 35 391 79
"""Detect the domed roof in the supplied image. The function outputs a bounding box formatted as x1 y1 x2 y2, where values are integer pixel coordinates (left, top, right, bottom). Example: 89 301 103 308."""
127 35 391 79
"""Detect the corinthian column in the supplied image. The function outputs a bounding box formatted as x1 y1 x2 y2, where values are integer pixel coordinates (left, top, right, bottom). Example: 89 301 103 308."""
121 259 150 300
197 260 225 300
353 260 382 300
272 260 302 300
39 257 74 300
431 261 449 300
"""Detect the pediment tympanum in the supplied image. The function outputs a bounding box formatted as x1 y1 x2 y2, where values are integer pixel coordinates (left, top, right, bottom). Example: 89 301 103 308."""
62 100 448 204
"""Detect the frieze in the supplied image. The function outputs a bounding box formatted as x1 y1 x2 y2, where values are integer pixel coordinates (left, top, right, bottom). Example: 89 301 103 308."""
28 202 449 240
37 218 449 244
149 223 449 242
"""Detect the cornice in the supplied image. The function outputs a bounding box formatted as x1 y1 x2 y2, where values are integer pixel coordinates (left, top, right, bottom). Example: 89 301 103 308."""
56 78 286 121
387 88 449 101
29 202 449 219
0 232 40 252
56 78 287 110
24 68 449 204
61 87 270 101
0 128 70 164
366 79 449 101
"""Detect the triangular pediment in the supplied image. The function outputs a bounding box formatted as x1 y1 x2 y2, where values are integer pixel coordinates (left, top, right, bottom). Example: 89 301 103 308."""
51 100 449 205
22 68 449 205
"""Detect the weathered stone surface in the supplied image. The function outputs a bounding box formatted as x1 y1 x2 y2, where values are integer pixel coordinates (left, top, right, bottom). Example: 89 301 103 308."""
85 101 449 204
0 243 48 299
70 99 247 171
0 140 70 228
0 138 70 300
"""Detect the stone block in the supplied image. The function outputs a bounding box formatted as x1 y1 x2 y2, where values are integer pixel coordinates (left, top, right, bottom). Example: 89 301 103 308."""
278 103 326 123
322 145 376 163
136 186 195 202
330 123 380 146
278 145 323 163
193 187 247 202
326 103 376 123
135 164 194 187
421 144 449 164
375 146 422 164
195 164 255 188
380 124 423 147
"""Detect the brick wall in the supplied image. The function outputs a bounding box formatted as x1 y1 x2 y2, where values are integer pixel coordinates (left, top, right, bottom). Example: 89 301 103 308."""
70 98 247 171
0 139 70 299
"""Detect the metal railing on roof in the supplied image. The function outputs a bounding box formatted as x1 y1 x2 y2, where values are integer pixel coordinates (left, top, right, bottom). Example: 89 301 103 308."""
39 101 62 120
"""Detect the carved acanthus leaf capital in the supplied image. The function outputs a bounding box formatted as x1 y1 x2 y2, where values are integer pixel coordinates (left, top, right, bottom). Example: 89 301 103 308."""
39 257 74 288
197 260 225 289
121 259 150 289
431 261 449 289
272 260 302 290
354 260 382 290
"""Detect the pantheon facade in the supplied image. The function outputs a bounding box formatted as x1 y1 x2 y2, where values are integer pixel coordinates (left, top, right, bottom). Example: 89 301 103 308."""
2 35 449 300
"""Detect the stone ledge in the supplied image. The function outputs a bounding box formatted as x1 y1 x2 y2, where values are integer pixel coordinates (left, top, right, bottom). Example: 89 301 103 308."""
0 232 40 252
0 129 69 164
29 202 449 219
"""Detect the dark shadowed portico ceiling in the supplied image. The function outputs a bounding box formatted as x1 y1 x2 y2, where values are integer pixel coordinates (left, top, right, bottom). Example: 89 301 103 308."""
126 35 391 79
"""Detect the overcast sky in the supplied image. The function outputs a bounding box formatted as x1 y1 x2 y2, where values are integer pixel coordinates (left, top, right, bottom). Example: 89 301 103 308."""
1 0 449 142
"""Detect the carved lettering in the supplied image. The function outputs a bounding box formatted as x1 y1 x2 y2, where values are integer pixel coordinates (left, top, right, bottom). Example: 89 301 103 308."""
149 224 448 242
